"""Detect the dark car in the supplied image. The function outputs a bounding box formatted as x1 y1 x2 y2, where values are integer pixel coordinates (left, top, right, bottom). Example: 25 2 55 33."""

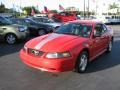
30 17 62 29
11 18 54 36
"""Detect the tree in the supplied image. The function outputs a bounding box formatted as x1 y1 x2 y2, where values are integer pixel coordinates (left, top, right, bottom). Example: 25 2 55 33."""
22 6 39 16
109 2 119 14
65 7 79 12
109 2 119 10
0 3 6 13
50 10 58 13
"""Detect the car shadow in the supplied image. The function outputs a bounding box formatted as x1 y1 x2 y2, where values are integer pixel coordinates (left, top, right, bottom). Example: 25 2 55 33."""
0 37 33 57
85 39 120 73
0 42 24 57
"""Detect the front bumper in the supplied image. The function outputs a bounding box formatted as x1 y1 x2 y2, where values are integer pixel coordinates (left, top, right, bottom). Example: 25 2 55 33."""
20 49 75 72
17 30 29 39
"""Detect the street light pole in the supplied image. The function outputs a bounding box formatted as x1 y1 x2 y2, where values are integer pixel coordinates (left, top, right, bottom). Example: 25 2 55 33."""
95 0 98 16
84 0 86 19
88 0 89 19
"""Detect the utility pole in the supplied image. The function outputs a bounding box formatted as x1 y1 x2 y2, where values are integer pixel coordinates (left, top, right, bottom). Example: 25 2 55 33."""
88 0 89 19
84 0 86 19
13 4 15 17
95 1 98 16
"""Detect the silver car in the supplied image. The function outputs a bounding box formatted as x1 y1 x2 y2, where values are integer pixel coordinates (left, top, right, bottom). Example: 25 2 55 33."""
0 17 29 44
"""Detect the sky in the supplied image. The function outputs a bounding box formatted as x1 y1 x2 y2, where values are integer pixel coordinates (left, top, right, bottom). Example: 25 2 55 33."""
0 0 120 12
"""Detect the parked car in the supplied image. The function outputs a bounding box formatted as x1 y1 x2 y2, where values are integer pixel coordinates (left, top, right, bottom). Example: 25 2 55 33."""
0 16 28 44
52 12 77 22
30 17 62 29
20 20 113 73
11 18 54 36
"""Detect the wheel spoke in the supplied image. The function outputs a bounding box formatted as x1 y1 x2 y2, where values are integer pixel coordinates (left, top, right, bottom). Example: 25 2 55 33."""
6 34 16 44
79 54 88 71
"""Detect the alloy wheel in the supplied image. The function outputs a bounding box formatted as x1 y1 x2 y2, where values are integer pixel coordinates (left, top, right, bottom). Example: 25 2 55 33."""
6 34 16 44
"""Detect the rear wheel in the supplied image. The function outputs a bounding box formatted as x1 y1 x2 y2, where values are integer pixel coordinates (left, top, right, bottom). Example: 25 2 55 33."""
38 29 46 36
5 33 17 44
75 51 88 73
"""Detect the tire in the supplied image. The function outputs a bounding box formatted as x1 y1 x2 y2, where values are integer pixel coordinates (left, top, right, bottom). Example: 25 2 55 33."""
106 40 113 53
5 33 17 44
75 51 88 73
38 29 46 36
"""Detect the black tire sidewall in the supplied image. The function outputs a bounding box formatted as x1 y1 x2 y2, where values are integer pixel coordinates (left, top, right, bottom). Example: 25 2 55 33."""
38 29 46 36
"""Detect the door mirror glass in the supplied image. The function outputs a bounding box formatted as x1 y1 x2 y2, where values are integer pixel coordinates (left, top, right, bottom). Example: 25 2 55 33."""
93 27 102 37
94 24 103 38
94 31 101 37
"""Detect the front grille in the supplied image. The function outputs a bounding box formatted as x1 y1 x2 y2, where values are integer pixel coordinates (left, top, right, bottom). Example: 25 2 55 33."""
28 48 44 56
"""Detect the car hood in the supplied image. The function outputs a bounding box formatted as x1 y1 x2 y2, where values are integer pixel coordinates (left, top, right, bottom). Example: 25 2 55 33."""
26 33 88 52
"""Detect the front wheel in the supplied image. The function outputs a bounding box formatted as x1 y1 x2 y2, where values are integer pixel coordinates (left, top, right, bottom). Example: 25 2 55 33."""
5 33 17 44
75 51 88 73
38 29 46 36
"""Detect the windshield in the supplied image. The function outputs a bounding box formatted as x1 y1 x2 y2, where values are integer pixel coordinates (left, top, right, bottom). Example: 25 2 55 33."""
43 19 54 23
33 18 54 23
26 19 36 23
32 18 41 23
55 23 92 37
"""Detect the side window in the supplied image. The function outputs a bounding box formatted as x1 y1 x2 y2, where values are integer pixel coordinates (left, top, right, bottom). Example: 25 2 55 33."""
25 19 30 24
22 19 30 25
17 20 23 25
94 24 103 35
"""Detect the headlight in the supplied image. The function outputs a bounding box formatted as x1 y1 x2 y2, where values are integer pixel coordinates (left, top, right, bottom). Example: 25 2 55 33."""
18 26 27 32
46 52 71 58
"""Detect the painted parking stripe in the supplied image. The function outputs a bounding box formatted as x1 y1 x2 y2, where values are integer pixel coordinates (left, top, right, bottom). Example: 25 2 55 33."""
34 33 62 50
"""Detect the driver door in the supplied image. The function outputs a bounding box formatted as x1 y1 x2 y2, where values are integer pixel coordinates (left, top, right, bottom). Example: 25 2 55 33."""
92 24 106 56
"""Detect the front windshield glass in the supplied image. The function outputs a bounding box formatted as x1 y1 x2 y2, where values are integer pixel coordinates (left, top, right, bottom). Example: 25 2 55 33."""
32 18 54 23
24 19 36 24
55 23 92 38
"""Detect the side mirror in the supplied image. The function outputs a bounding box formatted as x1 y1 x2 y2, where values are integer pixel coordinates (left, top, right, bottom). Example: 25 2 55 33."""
93 31 101 38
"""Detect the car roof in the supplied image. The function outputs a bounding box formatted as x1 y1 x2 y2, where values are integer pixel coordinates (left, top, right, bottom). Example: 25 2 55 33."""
33 17 49 19
69 20 103 25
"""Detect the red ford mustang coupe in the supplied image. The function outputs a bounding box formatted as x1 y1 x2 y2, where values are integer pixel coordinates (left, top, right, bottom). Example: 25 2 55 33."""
20 20 113 73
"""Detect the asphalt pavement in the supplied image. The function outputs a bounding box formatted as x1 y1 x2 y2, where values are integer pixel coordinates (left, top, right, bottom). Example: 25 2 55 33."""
0 25 120 90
